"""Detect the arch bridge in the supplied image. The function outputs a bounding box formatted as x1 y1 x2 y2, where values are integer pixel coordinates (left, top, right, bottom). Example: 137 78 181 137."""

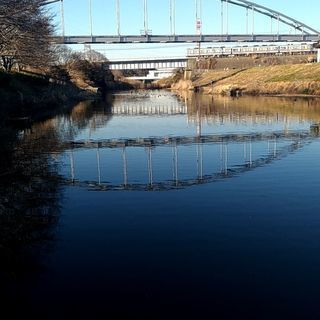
44 0 319 44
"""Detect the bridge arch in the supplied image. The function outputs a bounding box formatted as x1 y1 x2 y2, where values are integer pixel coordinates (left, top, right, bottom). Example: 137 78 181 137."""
222 0 319 35
44 0 319 38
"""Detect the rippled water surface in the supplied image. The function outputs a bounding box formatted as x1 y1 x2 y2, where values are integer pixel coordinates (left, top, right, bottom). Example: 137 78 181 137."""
2 91 320 319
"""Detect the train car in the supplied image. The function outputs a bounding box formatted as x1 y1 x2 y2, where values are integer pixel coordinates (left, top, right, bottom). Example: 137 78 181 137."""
222 47 232 55
186 43 315 58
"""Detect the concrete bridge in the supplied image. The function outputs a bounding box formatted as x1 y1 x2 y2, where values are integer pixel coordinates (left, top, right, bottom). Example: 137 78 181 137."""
107 57 187 70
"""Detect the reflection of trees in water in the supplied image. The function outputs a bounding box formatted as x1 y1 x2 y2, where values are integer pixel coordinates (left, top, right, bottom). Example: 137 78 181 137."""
70 96 114 130
0 104 107 311
0 97 115 290
50 96 114 140
177 92 320 125
0 126 18 174
0 124 64 305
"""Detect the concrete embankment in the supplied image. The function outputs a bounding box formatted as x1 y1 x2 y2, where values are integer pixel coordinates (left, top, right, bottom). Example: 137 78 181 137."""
163 63 320 97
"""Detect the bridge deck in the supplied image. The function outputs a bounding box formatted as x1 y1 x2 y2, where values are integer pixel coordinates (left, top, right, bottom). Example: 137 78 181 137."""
52 34 319 44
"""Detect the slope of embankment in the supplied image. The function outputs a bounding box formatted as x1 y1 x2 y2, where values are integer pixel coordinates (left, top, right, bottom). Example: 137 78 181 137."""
0 71 85 122
0 63 134 123
166 63 320 97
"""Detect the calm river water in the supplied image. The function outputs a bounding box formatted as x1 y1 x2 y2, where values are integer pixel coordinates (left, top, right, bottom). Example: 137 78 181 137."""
2 91 320 319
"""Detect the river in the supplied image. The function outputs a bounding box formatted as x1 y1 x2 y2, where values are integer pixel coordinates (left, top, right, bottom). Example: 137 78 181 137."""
2 90 320 319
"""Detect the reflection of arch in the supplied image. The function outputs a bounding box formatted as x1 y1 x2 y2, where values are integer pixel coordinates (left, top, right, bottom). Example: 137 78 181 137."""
222 0 319 35
64 130 314 191
64 131 310 149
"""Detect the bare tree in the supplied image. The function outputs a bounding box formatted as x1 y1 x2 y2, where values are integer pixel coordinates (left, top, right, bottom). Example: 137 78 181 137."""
0 0 54 71
81 45 109 63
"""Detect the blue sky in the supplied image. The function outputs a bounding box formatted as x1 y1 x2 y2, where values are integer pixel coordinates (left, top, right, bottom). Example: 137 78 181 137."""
47 0 320 59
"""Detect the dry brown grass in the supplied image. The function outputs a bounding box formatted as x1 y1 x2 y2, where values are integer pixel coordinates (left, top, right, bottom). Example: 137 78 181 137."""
192 69 242 87
207 63 320 96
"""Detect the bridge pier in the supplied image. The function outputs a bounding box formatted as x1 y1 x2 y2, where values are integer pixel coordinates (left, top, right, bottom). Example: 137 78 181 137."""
313 42 320 63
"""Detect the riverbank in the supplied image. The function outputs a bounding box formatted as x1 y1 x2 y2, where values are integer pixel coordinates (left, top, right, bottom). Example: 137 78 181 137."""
0 69 134 125
0 71 94 124
160 63 320 97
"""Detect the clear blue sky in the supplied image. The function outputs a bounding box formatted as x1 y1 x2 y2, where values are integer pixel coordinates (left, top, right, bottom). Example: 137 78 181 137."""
47 0 320 59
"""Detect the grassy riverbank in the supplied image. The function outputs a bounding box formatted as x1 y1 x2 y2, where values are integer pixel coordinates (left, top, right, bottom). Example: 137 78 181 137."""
0 71 90 123
162 63 320 97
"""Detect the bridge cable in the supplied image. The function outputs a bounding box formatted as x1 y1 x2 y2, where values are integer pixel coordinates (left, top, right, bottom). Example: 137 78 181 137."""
89 0 93 37
60 0 65 37
116 0 121 36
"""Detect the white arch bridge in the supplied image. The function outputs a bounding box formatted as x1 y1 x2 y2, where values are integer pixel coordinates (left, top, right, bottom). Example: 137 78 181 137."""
45 0 320 44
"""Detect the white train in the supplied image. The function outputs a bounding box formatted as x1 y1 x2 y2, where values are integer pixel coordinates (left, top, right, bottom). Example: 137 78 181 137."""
187 43 316 57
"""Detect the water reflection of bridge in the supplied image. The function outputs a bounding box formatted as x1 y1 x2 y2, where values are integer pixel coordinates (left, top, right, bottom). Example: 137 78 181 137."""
65 130 314 191
109 94 320 126
111 103 187 116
